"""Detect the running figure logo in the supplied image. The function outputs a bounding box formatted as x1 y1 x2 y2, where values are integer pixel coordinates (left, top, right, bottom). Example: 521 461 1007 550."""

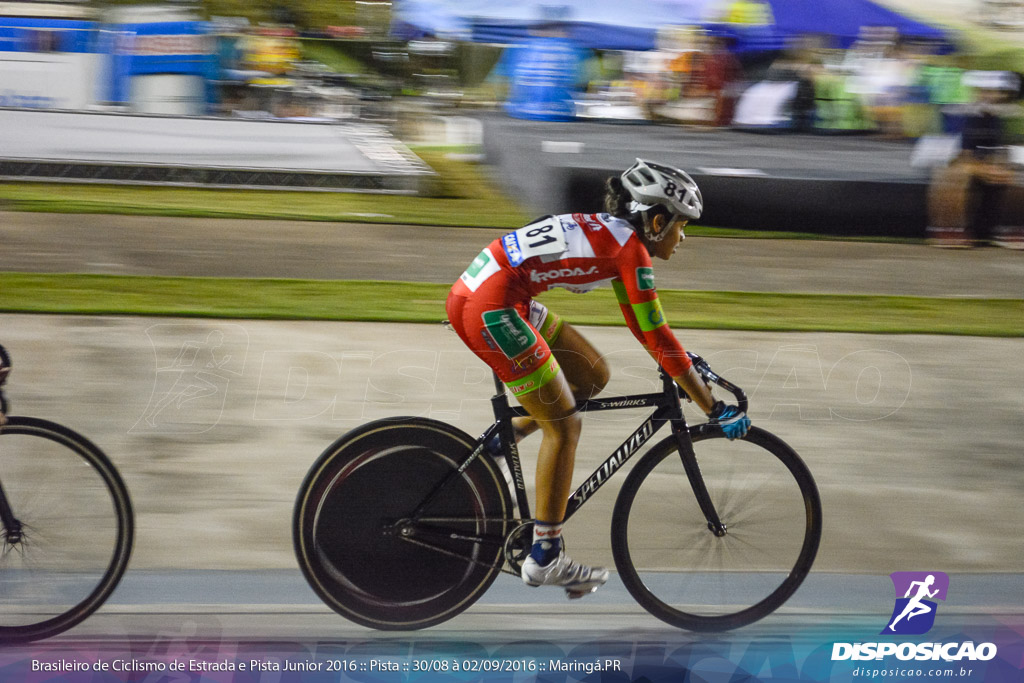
132 324 249 434
882 571 949 635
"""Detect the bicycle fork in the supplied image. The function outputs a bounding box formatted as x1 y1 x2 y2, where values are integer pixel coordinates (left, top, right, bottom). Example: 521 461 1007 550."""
672 423 727 537
0 480 23 545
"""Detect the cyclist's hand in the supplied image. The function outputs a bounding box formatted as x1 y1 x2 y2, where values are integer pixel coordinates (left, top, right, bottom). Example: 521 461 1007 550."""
709 401 750 440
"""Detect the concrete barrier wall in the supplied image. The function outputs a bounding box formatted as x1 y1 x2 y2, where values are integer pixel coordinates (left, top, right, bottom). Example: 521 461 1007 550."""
558 166 931 238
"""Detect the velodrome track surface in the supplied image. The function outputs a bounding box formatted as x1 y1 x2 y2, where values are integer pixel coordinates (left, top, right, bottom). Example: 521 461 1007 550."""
1 211 1022 644
3 211 1024 296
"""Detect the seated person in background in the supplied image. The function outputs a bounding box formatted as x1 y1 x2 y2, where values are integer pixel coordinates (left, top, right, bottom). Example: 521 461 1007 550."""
927 71 1022 248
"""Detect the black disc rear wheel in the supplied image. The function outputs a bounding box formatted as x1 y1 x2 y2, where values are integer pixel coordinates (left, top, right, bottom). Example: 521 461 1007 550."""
294 418 512 630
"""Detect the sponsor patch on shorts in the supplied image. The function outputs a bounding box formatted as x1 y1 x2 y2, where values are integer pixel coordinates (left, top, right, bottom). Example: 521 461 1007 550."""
482 308 537 359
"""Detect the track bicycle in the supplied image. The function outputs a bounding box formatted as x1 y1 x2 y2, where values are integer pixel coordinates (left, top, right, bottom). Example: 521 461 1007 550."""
0 345 134 643
293 350 821 631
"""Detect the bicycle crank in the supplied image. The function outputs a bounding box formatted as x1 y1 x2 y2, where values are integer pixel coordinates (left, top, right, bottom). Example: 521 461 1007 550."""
502 521 534 575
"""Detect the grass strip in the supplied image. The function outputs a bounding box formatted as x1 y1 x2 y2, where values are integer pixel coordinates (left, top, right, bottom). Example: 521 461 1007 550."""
0 182 529 229
0 150 530 229
0 183 672 235
1 273 1021 337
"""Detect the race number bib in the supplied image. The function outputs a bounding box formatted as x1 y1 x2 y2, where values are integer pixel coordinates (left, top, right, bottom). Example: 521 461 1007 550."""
502 217 567 267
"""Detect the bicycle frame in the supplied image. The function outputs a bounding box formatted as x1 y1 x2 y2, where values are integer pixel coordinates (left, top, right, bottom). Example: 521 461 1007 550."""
410 354 747 540
490 367 685 524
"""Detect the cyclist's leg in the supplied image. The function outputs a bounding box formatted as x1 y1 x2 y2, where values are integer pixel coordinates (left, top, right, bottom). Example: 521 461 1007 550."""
553 322 611 401
515 373 580 524
527 301 609 401
511 303 609 441
447 292 578 517
446 292 607 594
517 374 607 595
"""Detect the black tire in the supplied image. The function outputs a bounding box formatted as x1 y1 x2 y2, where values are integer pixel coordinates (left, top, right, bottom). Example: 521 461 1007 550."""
611 426 821 631
293 417 512 630
0 416 134 643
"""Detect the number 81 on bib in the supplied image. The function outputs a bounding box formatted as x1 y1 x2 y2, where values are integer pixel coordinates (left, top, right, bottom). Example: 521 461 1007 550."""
502 218 567 267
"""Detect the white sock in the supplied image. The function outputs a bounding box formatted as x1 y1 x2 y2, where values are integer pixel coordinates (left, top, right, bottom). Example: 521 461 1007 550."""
531 521 563 565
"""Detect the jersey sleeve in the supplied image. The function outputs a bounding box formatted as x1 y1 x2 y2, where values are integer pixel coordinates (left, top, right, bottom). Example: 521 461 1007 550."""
612 238 692 377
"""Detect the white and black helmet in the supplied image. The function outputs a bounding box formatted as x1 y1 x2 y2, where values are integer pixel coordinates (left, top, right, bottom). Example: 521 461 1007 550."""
621 158 703 221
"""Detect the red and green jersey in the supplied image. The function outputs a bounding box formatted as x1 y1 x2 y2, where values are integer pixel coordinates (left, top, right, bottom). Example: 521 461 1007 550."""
452 213 692 377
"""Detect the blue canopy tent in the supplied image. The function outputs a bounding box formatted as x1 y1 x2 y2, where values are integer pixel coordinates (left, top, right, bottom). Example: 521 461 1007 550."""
391 0 712 51
767 0 948 47
708 0 952 52
391 0 950 52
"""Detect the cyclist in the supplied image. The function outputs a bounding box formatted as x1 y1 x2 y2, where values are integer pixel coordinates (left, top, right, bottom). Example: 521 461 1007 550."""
445 159 751 598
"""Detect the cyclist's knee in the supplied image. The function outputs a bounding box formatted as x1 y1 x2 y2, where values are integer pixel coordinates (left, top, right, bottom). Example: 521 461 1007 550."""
523 381 581 440
587 356 611 397
538 409 582 450
552 325 609 399
561 409 583 440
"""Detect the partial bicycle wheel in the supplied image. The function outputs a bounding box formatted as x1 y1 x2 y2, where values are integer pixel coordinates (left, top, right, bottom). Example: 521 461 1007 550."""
294 417 512 630
0 417 134 643
612 426 821 631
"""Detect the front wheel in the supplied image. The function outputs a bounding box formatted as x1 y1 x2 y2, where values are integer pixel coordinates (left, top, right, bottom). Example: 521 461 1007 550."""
293 417 512 630
611 426 821 631
0 417 134 643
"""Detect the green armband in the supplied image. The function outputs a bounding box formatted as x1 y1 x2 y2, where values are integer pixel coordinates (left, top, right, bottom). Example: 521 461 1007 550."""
631 298 667 332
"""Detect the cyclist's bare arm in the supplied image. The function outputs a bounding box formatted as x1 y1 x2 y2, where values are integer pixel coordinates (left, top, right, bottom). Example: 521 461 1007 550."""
628 344 714 415
673 365 716 415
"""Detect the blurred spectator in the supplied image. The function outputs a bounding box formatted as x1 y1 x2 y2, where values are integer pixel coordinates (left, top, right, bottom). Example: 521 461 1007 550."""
918 53 973 135
813 43 873 133
654 28 743 126
691 33 744 126
496 20 592 121
898 40 943 138
846 32 919 139
766 38 819 131
732 36 820 131
927 70 1023 248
